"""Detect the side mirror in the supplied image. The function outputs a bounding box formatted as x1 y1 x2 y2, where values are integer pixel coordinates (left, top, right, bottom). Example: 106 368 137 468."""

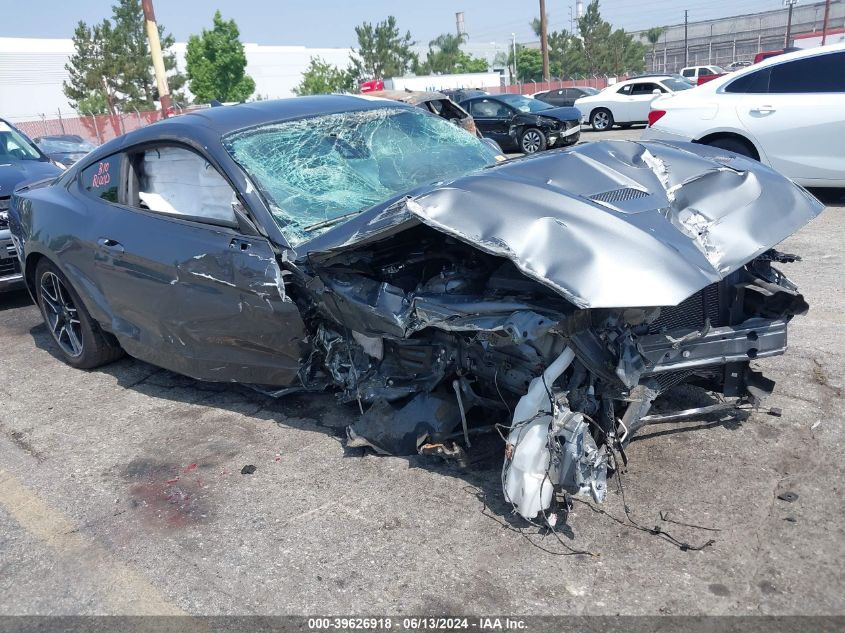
652 88 662 95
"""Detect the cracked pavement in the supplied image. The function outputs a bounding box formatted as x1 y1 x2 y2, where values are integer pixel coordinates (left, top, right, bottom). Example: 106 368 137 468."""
0 130 843 615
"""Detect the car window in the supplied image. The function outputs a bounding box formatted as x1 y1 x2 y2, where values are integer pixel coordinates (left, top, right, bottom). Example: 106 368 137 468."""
768 52 845 93
682 68 695 77
630 82 662 95
724 68 771 94
80 155 122 203
0 121 43 162
129 146 237 225
660 78 692 92
616 84 633 95
470 100 500 117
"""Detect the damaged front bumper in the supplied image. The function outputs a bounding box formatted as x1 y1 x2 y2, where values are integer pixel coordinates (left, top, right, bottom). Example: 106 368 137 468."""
290 140 822 525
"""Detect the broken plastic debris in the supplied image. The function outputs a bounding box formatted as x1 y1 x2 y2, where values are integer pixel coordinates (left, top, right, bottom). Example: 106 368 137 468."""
240 465 257 475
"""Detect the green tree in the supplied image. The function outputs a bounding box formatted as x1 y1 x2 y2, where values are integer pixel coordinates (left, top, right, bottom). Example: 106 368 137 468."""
512 47 559 82
350 16 417 80
576 1 644 76
645 27 665 72
414 33 489 74
293 57 356 95
185 11 255 103
64 21 116 114
63 0 185 114
454 52 489 73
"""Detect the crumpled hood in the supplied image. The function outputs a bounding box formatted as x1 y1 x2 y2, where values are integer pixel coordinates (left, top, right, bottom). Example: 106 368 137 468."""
309 140 823 309
0 160 61 197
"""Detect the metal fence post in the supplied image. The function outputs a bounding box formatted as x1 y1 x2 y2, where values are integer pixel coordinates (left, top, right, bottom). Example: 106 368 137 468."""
89 112 102 144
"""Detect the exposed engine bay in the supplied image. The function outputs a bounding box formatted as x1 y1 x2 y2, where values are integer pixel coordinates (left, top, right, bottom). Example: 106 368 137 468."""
288 223 808 522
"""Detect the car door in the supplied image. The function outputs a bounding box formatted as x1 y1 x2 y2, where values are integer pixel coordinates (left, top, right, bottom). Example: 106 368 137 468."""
74 144 305 385
608 83 635 121
735 51 845 183
626 82 665 122
467 99 514 147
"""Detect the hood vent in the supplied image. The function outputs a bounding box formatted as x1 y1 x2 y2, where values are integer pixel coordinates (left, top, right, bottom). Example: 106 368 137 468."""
589 187 650 204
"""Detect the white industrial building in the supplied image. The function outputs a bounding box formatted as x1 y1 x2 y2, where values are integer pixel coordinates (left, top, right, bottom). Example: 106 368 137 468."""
0 37 354 123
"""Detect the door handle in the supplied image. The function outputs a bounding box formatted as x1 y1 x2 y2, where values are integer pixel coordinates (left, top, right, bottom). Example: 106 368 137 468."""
750 105 776 114
97 237 124 255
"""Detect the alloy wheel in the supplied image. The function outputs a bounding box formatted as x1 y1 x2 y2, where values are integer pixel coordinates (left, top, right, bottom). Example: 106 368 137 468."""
39 271 84 358
593 111 610 130
521 130 543 153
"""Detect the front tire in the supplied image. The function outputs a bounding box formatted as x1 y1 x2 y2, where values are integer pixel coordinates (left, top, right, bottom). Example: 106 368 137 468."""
35 259 123 369
590 108 614 131
520 128 547 154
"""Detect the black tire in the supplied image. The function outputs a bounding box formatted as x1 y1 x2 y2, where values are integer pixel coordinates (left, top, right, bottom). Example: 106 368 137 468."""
590 108 614 131
704 136 756 159
35 259 123 369
520 127 547 154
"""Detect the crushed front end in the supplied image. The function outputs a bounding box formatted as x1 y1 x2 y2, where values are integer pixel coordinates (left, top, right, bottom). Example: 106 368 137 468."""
285 140 822 522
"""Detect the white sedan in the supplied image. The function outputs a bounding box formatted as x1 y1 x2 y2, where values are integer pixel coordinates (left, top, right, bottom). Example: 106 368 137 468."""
642 43 845 188
574 76 693 131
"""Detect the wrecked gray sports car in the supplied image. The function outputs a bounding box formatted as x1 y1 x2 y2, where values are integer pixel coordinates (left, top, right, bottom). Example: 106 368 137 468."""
9 96 822 522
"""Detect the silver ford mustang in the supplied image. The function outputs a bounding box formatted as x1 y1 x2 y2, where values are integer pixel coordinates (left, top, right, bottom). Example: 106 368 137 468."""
9 96 823 523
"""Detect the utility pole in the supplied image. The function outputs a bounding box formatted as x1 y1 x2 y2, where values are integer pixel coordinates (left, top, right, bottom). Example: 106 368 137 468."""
569 6 574 34
141 0 172 117
784 0 799 48
539 0 550 82
684 10 689 67
821 0 831 44
512 33 518 84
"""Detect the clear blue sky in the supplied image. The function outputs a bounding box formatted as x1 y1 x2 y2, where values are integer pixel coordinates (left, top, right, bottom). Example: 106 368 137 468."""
10 0 786 47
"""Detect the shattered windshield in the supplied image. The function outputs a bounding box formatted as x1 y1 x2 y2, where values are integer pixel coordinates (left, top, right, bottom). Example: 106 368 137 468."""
0 121 44 162
223 107 499 246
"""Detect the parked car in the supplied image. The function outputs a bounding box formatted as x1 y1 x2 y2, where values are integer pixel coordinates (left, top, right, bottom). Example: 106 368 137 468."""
753 47 800 64
441 88 488 103
9 96 821 522
643 43 845 188
459 93 581 153
727 60 753 70
533 86 599 107
367 89 480 136
680 65 726 81
34 134 98 167
574 75 693 131
0 118 62 291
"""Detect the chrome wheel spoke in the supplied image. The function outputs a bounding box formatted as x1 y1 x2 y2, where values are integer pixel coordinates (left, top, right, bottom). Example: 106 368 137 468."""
39 271 84 358
63 324 83 356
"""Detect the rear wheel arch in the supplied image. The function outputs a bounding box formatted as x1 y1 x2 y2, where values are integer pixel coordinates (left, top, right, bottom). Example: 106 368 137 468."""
694 132 760 161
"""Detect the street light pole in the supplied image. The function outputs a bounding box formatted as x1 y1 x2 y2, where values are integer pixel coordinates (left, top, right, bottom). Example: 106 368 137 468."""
784 0 799 48
141 0 172 117
512 33 518 85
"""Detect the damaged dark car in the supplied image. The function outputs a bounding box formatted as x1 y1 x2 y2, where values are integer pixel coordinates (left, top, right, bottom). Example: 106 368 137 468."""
9 96 822 523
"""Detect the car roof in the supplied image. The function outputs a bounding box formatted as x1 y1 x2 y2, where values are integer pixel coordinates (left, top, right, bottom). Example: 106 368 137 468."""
701 41 845 90
75 95 417 171
616 75 673 87
367 89 449 105
175 95 412 135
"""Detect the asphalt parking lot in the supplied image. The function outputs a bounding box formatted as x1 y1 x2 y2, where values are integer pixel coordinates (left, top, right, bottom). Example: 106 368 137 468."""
1 126 844 616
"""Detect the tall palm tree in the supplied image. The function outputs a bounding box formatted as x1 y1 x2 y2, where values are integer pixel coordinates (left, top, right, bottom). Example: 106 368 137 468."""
645 27 665 72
